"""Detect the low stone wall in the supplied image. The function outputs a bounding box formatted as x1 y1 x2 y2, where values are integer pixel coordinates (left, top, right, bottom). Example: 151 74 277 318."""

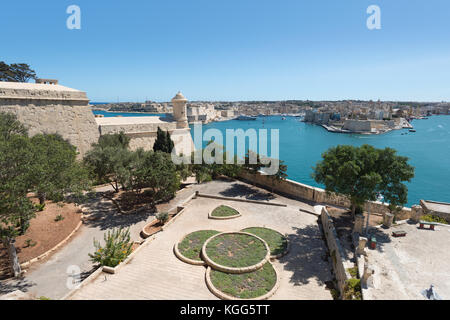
320 207 351 296
238 171 412 218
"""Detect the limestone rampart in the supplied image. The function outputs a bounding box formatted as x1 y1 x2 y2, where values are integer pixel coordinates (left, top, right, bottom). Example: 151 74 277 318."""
0 82 100 158
238 171 412 218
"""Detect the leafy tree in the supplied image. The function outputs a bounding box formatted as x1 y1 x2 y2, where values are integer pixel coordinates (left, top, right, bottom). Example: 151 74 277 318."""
30 133 91 204
269 159 288 193
84 132 133 192
0 112 28 139
0 62 37 82
131 151 181 204
375 147 414 215
0 115 35 277
153 127 174 153
313 144 414 217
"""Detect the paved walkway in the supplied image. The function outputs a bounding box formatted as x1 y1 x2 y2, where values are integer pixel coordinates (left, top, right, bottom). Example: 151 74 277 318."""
365 222 450 300
69 180 333 300
0 185 195 299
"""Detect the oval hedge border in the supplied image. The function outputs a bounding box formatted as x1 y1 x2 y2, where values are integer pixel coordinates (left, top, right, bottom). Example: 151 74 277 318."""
174 230 221 266
208 205 242 220
205 263 280 300
201 232 270 274
240 227 289 259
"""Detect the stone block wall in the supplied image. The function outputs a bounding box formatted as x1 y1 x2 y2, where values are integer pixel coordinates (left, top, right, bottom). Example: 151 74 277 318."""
238 171 413 218
320 207 351 295
0 84 100 158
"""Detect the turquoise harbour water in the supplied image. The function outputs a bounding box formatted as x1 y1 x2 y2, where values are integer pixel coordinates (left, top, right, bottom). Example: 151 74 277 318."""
195 115 450 207
91 110 450 207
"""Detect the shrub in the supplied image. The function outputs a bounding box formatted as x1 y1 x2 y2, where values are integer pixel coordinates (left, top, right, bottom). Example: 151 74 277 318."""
24 239 37 248
156 212 169 225
89 227 133 267
54 214 64 222
34 203 45 212
421 214 448 224
343 278 362 300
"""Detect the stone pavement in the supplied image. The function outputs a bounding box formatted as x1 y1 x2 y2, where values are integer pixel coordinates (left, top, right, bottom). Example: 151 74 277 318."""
69 180 333 300
365 222 450 300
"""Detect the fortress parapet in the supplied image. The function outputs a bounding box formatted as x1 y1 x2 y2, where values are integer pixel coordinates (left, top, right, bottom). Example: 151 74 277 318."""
0 81 99 157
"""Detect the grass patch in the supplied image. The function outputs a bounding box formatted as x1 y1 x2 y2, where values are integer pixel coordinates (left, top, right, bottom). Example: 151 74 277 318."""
211 205 240 217
205 233 267 268
178 230 220 261
421 214 448 224
242 227 288 256
210 263 277 299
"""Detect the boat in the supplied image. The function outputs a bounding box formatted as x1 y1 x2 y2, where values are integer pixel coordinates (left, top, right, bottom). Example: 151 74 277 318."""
235 115 257 121
282 117 286 120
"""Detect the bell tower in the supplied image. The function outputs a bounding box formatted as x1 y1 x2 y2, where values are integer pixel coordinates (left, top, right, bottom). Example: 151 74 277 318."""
171 91 189 129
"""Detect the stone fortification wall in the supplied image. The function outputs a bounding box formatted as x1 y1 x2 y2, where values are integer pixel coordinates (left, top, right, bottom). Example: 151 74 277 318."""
96 117 193 155
239 171 412 218
0 82 100 158
320 207 351 295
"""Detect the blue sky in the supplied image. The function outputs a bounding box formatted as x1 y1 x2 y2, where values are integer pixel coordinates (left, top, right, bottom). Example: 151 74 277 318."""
1 0 449 102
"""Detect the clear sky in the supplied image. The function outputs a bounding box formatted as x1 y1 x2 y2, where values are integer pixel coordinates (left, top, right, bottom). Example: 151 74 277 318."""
1 0 449 102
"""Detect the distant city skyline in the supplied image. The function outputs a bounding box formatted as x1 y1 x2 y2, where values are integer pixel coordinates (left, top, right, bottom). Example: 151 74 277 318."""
1 0 450 102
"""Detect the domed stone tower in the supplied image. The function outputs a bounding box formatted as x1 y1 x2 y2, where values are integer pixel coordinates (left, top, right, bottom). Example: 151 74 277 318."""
171 91 189 129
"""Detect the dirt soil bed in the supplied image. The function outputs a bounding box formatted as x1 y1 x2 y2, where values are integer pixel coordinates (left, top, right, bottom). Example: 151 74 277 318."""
143 213 176 236
0 200 82 278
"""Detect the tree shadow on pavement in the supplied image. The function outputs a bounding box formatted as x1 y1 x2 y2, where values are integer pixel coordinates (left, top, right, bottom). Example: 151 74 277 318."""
81 192 155 231
0 276 35 295
219 183 276 201
279 224 333 286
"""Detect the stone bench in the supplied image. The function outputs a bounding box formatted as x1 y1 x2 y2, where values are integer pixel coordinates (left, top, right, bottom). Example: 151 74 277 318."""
419 221 437 230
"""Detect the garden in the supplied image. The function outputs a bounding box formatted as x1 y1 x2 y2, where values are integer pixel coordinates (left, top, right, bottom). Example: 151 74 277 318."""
174 227 288 300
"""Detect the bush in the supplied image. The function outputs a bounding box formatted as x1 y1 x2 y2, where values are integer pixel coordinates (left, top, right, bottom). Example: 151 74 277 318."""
54 214 64 222
89 227 133 267
34 203 45 212
343 278 362 300
421 214 448 224
156 212 169 225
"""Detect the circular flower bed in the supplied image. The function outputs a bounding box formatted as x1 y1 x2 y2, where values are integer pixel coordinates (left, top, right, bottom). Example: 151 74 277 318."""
207 263 278 299
241 227 288 258
202 232 270 272
209 205 241 219
175 230 220 264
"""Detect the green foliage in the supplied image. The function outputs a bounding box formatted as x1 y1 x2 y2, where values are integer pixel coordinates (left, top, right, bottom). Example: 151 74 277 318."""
313 144 414 216
156 212 169 225
242 227 288 256
38 296 51 300
210 262 277 299
0 61 37 82
0 112 28 139
84 132 133 192
54 214 64 222
177 230 220 261
30 133 92 204
421 214 448 224
211 205 240 217
89 227 133 267
343 278 362 300
153 127 174 153
205 233 268 268
24 239 37 248
190 141 243 183
34 203 45 212
347 267 358 278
